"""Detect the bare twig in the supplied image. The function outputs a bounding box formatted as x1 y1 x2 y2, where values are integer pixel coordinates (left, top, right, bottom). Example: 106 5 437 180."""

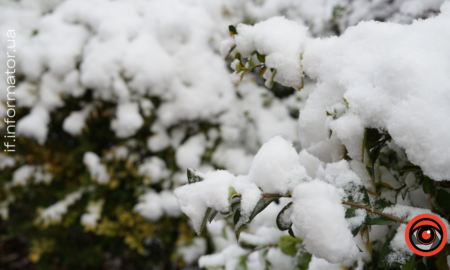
238 193 408 224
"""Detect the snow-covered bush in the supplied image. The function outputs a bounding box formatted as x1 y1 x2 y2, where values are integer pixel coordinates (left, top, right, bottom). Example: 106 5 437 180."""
175 2 450 269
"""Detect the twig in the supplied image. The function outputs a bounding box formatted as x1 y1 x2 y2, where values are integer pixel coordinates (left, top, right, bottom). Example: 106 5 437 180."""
237 193 408 224
342 201 408 224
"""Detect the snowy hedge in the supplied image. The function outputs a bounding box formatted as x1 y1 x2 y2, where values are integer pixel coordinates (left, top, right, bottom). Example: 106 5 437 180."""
175 2 450 270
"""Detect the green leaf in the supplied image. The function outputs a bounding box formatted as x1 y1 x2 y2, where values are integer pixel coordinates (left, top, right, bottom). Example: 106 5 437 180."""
435 256 449 270
365 215 394 225
423 177 436 196
268 69 277 89
239 255 248 270
259 66 267 77
402 255 416 270
436 189 450 211
229 25 237 36
297 252 312 270
424 256 440 270
226 44 236 58
187 168 204 184
279 235 302 256
228 187 238 203
276 202 293 231
379 233 408 268
233 209 241 226
221 227 228 240
208 209 218 223
247 56 255 70
234 198 277 240
288 227 295 238
249 198 277 221
345 208 363 236
256 52 265 63
371 197 391 210
200 208 212 234
343 97 349 110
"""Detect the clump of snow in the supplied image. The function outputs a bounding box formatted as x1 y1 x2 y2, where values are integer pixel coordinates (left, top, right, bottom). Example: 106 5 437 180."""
323 160 364 203
178 237 207 265
83 152 110 184
174 170 261 234
110 102 143 138
308 256 342 270
16 104 50 145
198 244 247 269
80 200 103 228
0 154 15 170
138 157 170 184
248 136 310 195
224 16 308 89
63 104 93 136
175 134 206 170
38 189 85 226
290 180 359 263
298 4 450 180
134 190 181 221
12 165 35 186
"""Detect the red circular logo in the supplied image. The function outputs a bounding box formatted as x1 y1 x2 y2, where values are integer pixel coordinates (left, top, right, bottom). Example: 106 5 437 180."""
405 214 447 256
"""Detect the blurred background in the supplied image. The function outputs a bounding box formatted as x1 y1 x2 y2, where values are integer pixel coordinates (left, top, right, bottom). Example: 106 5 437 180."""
0 0 444 269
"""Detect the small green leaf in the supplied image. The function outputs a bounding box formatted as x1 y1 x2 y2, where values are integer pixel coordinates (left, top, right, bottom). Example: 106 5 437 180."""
288 227 296 238
221 227 228 240
187 168 204 184
234 209 241 225
239 255 248 270
259 66 267 77
200 208 212 234
423 177 436 196
365 214 394 225
228 187 238 203
256 52 266 63
247 56 255 70
208 209 218 223
329 129 333 139
226 44 236 58
297 252 312 270
402 254 416 270
268 69 277 89
436 189 450 211
279 235 302 256
229 25 237 36
276 202 293 231
343 97 349 110
379 233 408 268
326 111 332 117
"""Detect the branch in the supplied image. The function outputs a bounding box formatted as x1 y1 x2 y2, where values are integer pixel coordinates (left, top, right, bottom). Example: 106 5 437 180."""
342 201 408 224
252 193 408 224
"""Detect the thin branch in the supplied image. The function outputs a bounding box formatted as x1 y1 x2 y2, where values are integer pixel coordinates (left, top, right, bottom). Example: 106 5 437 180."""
251 193 408 224
342 201 408 224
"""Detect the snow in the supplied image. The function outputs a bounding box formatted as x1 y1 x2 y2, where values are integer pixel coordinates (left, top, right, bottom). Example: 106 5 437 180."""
12 165 34 186
382 204 450 265
39 189 85 226
248 136 310 195
83 152 110 184
175 134 206 170
110 102 143 139
225 16 308 89
138 157 169 184
16 104 50 145
80 200 103 228
290 180 359 263
0 154 15 170
178 237 207 265
300 4 450 181
134 190 181 221
308 256 342 270
174 170 262 234
62 104 92 136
